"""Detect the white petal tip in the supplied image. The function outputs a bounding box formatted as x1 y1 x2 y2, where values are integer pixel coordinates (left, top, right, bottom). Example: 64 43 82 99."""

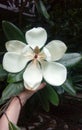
24 81 40 91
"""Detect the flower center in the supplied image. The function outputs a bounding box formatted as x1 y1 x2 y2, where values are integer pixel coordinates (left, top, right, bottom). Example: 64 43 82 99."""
34 54 38 59
33 46 46 61
33 46 40 60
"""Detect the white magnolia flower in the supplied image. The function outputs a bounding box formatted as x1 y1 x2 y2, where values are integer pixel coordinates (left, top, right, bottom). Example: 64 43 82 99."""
3 27 67 90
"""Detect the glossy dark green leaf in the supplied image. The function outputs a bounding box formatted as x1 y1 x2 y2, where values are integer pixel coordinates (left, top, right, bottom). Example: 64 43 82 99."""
7 70 24 83
55 86 65 94
38 90 49 112
0 82 24 105
36 0 50 20
2 21 26 42
44 85 59 106
62 79 76 96
9 122 20 130
2 82 24 99
59 53 82 67
0 64 7 81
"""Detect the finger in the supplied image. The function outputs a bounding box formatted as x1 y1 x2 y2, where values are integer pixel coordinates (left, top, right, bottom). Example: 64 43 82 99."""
20 82 46 97
36 82 46 91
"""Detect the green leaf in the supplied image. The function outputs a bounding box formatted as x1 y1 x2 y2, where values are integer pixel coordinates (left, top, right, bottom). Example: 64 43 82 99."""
9 121 20 130
44 85 59 106
36 0 50 20
38 90 50 112
62 79 76 96
59 53 82 67
7 70 24 83
2 82 24 99
0 82 24 105
0 64 7 81
2 21 26 42
55 86 65 94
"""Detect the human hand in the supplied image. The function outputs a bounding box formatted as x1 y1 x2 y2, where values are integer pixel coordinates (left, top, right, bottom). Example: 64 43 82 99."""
18 82 46 106
0 82 46 129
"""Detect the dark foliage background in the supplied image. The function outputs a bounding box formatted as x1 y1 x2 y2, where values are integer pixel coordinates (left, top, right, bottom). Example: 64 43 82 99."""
0 1 82 129
0 0 82 52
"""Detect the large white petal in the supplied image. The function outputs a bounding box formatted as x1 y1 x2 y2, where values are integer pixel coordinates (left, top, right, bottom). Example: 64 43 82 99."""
25 27 47 49
42 61 67 86
3 52 30 73
43 40 67 61
6 40 26 53
23 62 42 90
